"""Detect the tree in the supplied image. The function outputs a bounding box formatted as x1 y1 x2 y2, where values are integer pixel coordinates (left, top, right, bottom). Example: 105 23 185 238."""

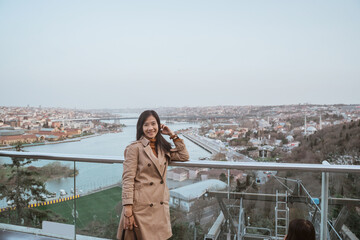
219 173 227 183
236 178 246 192
0 144 50 225
170 222 194 240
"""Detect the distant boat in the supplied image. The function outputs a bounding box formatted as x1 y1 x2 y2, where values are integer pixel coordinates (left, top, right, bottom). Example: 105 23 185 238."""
59 189 67 196
71 188 82 195
46 192 56 198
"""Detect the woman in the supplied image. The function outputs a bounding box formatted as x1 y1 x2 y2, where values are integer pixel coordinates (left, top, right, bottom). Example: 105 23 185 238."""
285 219 315 240
117 110 189 240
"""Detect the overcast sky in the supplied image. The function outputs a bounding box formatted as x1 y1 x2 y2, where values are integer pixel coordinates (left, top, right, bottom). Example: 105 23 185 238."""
0 0 359 109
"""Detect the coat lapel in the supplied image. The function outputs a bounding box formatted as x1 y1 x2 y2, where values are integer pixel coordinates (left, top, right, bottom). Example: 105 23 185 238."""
141 137 163 178
158 148 169 178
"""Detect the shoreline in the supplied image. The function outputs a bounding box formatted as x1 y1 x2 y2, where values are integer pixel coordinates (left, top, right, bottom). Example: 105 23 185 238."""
0 133 103 150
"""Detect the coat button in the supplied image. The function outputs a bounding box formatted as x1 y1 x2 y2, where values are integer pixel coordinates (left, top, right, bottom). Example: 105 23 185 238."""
160 180 164 184
150 182 153 185
160 201 164 205
150 203 153 207
148 163 151 167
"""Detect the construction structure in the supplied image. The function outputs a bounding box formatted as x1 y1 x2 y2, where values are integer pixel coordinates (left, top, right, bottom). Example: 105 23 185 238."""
203 175 359 240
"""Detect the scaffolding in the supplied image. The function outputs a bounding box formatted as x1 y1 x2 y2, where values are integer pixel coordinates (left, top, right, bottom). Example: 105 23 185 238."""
275 190 289 239
204 176 359 240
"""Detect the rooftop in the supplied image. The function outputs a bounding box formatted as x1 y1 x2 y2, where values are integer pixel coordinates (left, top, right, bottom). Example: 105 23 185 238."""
170 179 227 201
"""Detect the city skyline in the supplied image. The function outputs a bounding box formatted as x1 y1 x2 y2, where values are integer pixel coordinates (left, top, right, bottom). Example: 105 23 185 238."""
0 0 359 109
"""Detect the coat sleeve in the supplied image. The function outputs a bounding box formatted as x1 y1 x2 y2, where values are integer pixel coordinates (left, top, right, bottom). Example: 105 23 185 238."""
169 138 190 162
122 144 139 205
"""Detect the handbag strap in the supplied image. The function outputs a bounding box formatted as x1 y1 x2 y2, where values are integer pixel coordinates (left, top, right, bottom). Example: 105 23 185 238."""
121 229 138 240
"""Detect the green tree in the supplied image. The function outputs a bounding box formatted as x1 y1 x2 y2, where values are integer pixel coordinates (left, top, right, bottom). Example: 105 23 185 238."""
170 222 193 240
246 174 252 186
219 173 227 183
170 221 204 240
0 145 50 225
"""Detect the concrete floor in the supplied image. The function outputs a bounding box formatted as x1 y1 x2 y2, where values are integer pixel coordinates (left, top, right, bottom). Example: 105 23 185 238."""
0 230 63 240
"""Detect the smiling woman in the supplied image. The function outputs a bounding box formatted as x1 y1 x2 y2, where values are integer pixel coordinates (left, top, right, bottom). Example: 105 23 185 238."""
142 115 158 139
117 110 189 240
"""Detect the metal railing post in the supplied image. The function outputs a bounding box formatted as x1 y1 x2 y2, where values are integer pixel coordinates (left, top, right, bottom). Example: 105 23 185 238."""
227 169 230 200
320 161 330 240
74 160 77 240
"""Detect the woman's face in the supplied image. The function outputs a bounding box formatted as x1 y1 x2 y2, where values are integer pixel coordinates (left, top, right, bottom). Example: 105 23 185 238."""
143 115 158 139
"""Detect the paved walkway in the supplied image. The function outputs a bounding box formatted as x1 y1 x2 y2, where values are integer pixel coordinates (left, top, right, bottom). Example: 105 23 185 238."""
0 230 62 240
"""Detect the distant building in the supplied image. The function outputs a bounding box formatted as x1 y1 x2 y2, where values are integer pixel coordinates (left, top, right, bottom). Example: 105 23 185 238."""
283 141 301 151
36 131 67 141
187 168 208 180
274 139 282 146
249 138 262 146
51 122 62 128
65 128 81 137
167 168 189 181
169 179 227 212
0 134 38 145
286 135 294 142
306 126 317 135
40 128 57 132
198 169 244 181
0 127 25 136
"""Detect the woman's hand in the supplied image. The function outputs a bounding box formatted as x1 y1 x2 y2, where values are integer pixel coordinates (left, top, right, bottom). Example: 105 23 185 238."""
160 124 174 136
123 205 138 230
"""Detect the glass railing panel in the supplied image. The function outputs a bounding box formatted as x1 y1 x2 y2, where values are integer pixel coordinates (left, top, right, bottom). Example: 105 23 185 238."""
74 161 122 239
0 156 76 239
327 172 360 240
1 150 359 240
169 168 325 240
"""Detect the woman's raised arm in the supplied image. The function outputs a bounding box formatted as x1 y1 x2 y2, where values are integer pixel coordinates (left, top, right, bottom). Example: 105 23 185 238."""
170 138 189 162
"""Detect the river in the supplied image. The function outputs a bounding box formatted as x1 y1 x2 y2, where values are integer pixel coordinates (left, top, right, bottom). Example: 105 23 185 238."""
0 117 210 206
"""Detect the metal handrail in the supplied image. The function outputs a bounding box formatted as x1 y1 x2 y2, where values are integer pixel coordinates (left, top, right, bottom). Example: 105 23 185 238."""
1 150 360 173
1 150 358 240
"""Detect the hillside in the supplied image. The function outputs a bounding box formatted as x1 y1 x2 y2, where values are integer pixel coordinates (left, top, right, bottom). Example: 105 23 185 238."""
276 120 360 237
285 120 360 164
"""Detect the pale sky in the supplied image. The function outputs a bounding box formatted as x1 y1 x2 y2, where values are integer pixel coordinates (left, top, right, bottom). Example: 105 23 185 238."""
0 0 359 109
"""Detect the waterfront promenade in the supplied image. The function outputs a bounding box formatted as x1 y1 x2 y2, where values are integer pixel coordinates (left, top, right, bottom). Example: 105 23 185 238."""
0 134 101 150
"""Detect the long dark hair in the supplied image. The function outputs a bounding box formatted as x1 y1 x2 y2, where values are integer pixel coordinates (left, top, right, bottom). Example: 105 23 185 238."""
136 110 171 153
285 219 315 240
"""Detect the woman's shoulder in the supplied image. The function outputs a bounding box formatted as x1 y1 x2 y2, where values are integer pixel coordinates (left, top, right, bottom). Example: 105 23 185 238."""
124 140 142 157
126 140 142 150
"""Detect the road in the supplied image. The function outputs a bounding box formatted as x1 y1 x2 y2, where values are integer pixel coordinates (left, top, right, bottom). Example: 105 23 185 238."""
183 131 276 184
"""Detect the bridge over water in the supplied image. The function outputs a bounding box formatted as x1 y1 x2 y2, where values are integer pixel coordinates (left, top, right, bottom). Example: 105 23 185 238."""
51 115 243 122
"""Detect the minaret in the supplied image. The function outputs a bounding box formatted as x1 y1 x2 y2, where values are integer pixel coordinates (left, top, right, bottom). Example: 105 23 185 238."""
320 114 322 130
304 115 307 135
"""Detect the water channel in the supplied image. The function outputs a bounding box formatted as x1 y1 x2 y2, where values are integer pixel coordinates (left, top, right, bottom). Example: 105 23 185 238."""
0 116 211 206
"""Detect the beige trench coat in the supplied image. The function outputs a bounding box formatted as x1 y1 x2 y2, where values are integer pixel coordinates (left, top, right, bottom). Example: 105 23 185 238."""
117 136 189 240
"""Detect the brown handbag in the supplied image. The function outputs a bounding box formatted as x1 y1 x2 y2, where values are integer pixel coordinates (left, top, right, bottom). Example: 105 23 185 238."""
121 228 141 240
